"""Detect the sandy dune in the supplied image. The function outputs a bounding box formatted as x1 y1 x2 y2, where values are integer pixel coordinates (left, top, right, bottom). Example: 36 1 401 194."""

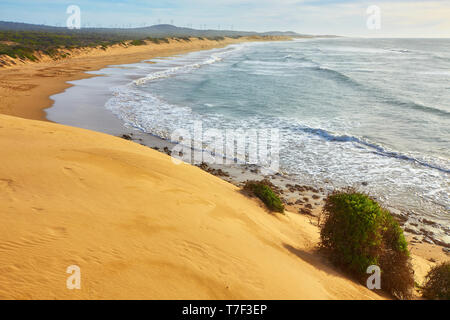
0 114 384 299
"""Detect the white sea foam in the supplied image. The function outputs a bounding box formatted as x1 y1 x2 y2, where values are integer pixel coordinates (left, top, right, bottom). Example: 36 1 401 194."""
132 45 242 86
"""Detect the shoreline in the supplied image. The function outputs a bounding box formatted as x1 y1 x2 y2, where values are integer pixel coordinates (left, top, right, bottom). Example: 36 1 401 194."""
0 37 448 299
0 36 288 121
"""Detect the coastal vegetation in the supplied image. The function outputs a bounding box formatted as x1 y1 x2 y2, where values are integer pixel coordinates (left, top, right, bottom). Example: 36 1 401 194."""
130 39 146 46
421 262 450 300
319 189 414 299
145 37 170 44
243 180 285 213
207 36 226 41
0 30 125 59
0 29 224 62
0 42 38 61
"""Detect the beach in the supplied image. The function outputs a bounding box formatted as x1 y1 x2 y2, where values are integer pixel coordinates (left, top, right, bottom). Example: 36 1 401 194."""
0 37 448 299
0 36 283 121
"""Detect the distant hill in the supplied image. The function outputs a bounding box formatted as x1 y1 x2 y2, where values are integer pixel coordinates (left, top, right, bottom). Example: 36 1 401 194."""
0 21 62 32
0 21 329 39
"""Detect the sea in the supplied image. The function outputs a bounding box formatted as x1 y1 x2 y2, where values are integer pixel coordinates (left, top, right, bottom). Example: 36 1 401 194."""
47 38 450 243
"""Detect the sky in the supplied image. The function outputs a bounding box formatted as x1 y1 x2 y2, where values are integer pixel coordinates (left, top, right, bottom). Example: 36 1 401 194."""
0 0 449 37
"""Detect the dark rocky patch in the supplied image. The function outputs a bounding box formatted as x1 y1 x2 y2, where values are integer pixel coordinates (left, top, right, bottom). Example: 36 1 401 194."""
120 134 132 140
163 147 171 155
299 208 313 216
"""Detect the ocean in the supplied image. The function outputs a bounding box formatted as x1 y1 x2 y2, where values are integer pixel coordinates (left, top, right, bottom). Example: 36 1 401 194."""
47 38 449 242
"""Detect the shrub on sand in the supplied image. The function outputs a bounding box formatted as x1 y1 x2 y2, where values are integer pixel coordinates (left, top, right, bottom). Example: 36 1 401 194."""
130 39 146 46
319 189 414 299
243 180 284 213
422 262 450 300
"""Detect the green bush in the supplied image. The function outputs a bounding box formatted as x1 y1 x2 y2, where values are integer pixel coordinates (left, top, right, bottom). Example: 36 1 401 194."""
422 262 450 300
145 37 170 44
319 190 414 299
206 36 225 41
130 39 146 46
243 180 284 213
146 37 159 44
0 43 37 61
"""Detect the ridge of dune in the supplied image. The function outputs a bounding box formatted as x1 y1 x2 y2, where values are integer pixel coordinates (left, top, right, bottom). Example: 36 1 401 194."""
0 114 383 300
